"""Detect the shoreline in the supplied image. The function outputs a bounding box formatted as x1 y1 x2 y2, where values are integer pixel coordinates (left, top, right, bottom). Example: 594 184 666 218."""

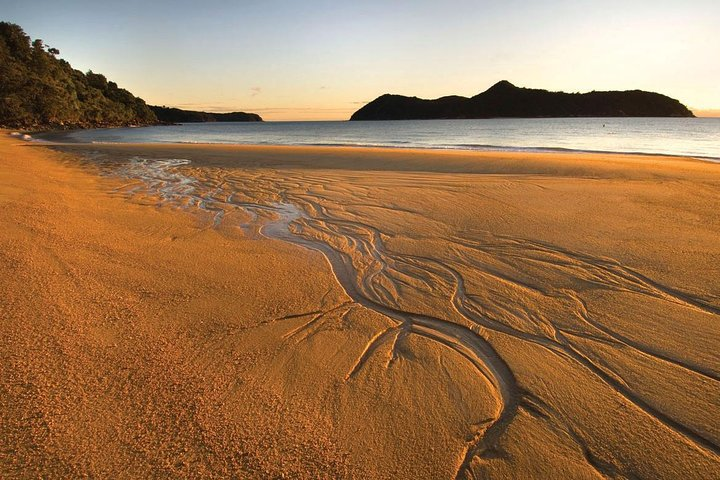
28 117 720 163
36 138 720 164
37 140 720 185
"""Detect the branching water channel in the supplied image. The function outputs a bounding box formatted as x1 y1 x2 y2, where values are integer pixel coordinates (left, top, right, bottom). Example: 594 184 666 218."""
95 154 720 478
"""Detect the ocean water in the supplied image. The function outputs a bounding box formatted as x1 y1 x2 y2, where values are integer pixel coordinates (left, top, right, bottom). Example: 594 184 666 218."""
39 117 720 160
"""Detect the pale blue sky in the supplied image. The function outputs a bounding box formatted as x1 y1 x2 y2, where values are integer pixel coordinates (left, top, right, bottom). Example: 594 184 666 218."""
3 0 719 119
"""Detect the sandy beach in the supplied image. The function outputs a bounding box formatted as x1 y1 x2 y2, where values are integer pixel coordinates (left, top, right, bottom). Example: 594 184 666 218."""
1 132 719 478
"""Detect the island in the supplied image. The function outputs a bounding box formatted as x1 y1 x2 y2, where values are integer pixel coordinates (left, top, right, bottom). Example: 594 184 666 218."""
350 80 694 120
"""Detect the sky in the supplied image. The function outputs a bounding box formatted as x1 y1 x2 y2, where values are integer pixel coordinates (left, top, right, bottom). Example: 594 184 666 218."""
3 0 719 120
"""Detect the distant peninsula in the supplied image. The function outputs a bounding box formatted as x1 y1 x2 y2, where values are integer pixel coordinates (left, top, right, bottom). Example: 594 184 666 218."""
0 22 262 130
150 106 262 123
350 81 694 120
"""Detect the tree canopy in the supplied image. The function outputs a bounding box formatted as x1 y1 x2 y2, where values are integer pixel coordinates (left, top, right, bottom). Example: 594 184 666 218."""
0 22 157 129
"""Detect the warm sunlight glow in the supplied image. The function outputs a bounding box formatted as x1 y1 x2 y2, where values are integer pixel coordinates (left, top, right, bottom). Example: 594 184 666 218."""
3 2 719 478
4 0 718 120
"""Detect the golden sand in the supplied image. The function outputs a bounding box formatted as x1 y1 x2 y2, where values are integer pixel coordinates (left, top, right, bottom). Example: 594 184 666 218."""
1 134 719 478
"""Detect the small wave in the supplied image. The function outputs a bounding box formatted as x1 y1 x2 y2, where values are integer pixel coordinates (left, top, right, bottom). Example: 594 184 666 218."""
424 143 720 162
274 141 720 162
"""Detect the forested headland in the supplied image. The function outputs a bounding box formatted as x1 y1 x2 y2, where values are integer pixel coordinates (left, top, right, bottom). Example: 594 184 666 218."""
0 22 262 130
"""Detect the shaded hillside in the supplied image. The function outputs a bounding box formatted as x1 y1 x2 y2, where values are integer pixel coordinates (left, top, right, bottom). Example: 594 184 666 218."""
151 106 262 123
0 22 263 130
350 81 694 120
0 22 157 129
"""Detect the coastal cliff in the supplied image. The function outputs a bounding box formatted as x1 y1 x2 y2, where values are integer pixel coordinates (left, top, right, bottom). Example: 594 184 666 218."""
350 81 695 120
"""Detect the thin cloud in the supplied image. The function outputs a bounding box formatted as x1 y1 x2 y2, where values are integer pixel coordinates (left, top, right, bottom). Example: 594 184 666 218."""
250 87 262 97
171 103 249 113
165 104 352 114
249 107 352 113
692 108 720 117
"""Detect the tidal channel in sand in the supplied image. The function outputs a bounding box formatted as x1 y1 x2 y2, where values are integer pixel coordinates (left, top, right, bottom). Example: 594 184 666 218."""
2 135 719 478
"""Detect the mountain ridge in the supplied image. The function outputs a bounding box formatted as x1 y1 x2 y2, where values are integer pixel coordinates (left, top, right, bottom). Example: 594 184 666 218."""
350 81 694 120
150 106 262 123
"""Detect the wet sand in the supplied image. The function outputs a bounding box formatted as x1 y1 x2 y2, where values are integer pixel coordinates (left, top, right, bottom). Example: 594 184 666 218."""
2 134 719 478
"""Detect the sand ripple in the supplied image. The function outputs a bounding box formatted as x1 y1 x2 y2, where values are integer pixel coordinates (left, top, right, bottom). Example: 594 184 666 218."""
90 153 720 479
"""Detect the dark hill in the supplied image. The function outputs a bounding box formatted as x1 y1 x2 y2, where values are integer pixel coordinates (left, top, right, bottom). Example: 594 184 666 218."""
150 106 262 123
350 81 694 120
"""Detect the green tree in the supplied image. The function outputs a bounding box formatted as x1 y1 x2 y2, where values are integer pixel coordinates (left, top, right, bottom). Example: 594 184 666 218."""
0 22 158 129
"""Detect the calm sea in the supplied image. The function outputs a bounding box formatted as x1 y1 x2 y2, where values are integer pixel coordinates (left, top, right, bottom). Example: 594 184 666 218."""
39 118 720 160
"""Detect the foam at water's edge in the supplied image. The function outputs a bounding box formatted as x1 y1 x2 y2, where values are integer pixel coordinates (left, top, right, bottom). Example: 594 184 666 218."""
7 132 56 144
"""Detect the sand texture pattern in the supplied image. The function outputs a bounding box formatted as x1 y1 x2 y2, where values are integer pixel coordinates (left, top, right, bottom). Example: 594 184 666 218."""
2 135 719 479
